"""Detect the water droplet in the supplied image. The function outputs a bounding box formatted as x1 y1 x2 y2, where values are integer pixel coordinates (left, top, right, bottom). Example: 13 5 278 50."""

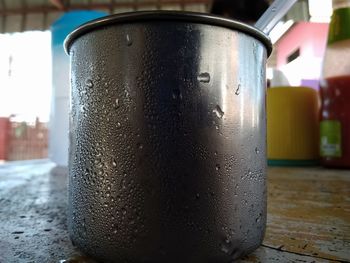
234 184 239 196
197 72 210 83
213 105 224 119
80 105 86 113
137 143 143 149
196 193 200 199
59 256 92 263
126 34 133 46
256 213 262 223
172 88 182 99
112 160 117 167
85 79 93 88
253 43 258 57
116 122 121 129
215 164 220 171
255 147 260 154
115 98 120 108
235 84 241 95
220 239 231 254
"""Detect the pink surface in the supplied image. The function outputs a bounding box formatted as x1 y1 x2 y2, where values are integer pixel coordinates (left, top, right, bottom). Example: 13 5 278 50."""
276 22 329 68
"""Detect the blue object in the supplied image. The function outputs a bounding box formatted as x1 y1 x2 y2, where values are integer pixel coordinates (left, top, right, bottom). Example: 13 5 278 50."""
49 10 106 167
51 10 107 47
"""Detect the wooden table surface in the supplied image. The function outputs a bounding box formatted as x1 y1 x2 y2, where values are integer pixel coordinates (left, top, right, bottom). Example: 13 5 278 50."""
0 160 349 262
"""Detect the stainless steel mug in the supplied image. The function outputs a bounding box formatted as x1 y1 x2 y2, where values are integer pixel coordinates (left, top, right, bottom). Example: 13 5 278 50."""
65 11 271 263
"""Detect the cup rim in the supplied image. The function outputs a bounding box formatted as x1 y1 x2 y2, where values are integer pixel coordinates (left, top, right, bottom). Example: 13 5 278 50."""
64 10 272 56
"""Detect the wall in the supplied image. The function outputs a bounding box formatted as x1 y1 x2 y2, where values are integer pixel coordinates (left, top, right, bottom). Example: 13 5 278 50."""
275 22 329 88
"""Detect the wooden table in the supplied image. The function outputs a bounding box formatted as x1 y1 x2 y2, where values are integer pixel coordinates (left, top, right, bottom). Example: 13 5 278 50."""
0 160 349 262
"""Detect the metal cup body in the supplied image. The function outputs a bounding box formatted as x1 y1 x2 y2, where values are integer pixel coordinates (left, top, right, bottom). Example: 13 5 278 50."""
68 14 268 262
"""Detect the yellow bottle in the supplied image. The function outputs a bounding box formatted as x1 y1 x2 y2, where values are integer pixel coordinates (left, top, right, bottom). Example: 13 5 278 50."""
267 86 319 166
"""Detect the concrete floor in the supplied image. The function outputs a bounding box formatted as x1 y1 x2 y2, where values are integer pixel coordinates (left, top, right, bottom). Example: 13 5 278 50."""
0 160 86 262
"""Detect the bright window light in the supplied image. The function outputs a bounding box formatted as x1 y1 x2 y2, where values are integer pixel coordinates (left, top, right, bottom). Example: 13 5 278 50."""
0 31 51 122
308 0 332 22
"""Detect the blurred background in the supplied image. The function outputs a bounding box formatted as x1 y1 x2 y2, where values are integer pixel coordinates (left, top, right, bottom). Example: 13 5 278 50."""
0 0 335 165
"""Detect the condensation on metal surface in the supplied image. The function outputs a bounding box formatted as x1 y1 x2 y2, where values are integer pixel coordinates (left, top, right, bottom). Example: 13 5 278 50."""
68 20 268 262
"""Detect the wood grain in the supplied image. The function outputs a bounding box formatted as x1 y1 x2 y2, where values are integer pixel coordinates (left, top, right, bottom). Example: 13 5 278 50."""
263 167 350 262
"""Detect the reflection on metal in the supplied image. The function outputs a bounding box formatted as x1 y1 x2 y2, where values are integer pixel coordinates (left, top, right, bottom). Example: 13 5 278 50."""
67 13 268 261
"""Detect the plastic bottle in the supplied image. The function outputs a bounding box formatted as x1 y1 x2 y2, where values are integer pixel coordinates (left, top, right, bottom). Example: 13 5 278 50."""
320 0 350 168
